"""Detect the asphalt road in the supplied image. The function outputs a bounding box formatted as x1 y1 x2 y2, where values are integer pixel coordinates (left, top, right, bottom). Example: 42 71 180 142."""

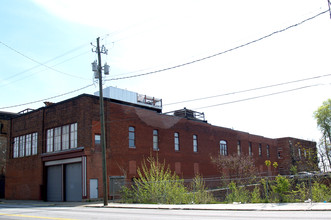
0 204 331 220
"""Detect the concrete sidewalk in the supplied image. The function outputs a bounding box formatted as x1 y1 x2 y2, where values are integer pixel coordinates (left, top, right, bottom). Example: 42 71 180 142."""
1 200 330 211
92 202 331 211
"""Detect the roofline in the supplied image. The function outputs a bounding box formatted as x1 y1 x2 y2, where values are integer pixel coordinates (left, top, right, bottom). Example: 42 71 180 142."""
13 93 162 118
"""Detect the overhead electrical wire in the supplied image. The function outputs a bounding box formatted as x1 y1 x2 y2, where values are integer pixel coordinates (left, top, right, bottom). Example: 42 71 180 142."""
0 9 329 110
106 9 329 82
1 50 92 88
0 83 94 110
193 83 328 110
164 73 331 106
0 40 90 81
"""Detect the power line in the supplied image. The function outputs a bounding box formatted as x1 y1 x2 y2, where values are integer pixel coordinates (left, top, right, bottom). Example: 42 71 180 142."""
0 40 90 81
193 84 325 110
1 51 92 88
165 73 331 106
1 43 89 82
106 9 329 82
0 83 94 110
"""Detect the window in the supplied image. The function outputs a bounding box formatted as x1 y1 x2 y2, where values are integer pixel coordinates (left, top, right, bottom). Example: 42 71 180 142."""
54 127 61 152
95 134 101 145
129 126 135 148
153 130 159 151
47 129 54 152
237 140 241 156
13 132 38 158
19 136 25 157
174 132 179 151
46 123 77 153
220 140 227 156
259 144 262 157
25 134 32 156
298 148 301 159
193 135 198 152
249 142 252 156
277 147 283 159
32 133 38 155
62 125 70 150
13 137 19 158
70 123 77 149
266 145 270 158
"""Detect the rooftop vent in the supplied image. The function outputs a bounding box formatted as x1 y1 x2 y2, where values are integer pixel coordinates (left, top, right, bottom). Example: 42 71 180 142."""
44 101 54 107
164 108 206 122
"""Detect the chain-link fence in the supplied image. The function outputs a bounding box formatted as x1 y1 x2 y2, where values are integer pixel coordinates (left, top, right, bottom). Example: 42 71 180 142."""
115 172 331 203
188 173 331 203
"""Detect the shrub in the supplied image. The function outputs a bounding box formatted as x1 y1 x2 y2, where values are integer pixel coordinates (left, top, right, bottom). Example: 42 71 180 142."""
271 175 291 203
225 182 250 203
312 182 331 202
189 175 215 204
120 156 215 204
250 185 261 203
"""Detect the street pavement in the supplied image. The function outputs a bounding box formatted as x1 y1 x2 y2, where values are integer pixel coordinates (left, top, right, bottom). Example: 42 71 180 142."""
1 200 330 211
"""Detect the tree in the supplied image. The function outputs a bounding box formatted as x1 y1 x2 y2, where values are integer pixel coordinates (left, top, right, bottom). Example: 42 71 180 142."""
314 99 331 170
211 154 257 185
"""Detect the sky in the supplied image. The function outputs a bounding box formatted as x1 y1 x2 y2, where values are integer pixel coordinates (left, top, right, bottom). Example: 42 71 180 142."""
1 0 331 142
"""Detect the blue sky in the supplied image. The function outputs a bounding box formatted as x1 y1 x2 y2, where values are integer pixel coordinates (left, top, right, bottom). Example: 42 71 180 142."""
1 0 331 142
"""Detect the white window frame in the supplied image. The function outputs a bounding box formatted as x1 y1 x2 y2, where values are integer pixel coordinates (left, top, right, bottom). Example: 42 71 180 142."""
32 132 38 155
47 129 54 152
46 123 78 153
129 126 135 148
19 136 25 157
62 125 70 150
153 130 159 151
174 132 180 151
25 134 32 156
13 137 19 158
220 140 227 156
13 132 38 158
70 123 77 149
193 135 198 152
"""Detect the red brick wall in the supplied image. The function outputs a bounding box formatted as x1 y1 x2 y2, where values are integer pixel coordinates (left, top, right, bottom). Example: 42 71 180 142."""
5 94 317 200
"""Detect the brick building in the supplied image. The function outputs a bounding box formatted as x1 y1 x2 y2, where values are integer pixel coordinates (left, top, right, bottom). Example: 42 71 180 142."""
5 87 317 201
0 111 18 198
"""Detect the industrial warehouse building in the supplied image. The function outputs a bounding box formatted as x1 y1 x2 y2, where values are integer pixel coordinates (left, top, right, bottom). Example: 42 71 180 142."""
4 87 317 201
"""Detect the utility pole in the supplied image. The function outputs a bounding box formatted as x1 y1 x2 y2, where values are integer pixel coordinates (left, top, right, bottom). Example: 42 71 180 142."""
92 37 109 206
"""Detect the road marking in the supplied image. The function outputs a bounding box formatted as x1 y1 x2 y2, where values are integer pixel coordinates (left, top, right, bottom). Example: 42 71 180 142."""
0 213 78 220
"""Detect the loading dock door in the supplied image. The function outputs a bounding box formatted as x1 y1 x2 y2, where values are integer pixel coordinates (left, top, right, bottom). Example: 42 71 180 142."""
47 165 62 202
65 163 82 202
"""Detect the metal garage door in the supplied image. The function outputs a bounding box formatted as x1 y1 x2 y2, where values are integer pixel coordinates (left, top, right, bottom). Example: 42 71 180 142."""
65 163 82 201
47 165 62 202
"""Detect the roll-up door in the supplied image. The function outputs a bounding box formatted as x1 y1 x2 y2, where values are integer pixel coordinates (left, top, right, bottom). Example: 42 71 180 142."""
65 163 82 201
47 165 62 201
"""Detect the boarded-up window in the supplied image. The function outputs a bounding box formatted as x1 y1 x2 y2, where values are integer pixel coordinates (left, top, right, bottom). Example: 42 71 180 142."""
175 162 181 174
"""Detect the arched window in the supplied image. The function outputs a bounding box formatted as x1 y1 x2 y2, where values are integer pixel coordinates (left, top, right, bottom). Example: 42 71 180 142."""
220 140 228 156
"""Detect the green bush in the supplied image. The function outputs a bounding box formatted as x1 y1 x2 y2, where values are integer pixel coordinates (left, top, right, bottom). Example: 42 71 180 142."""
271 175 291 203
225 182 250 203
250 185 261 203
120 156 215 204
189 175 216 204
312 182 331 202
